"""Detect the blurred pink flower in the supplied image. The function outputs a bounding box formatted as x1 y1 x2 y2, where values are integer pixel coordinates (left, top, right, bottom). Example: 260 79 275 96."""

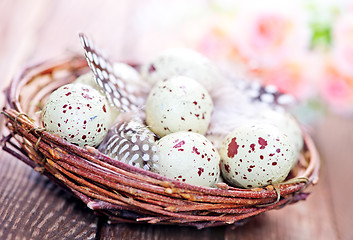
248 54 321 100
332 14 353 78
196 26 241 64
197 28 227 59
320 63 353 115
228 1 311 68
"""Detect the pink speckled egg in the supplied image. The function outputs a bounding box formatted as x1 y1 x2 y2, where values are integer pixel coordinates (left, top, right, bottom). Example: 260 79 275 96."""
219 123 298 189
41 83 115 147
145 76 213 137
151 131 220 187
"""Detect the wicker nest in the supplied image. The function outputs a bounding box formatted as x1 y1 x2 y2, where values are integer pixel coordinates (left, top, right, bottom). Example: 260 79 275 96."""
1 56 320 229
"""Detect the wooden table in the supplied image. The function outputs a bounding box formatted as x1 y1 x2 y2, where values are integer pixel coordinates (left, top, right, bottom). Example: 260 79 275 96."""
1 1 352 239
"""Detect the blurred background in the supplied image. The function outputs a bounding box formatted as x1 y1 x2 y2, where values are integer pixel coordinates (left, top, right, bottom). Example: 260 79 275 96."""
2 0 353 121
1 0 353 239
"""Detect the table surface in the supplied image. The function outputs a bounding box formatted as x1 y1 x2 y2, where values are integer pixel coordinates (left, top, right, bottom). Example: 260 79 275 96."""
1 1 352 239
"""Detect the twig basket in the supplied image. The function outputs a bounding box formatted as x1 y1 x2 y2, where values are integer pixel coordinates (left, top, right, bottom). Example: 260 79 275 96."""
1 56 320 229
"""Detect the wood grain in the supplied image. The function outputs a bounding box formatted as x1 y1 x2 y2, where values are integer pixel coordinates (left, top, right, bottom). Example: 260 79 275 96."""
0 151 99 240
100 223 226 240
314 114 353 240
224 165 338 240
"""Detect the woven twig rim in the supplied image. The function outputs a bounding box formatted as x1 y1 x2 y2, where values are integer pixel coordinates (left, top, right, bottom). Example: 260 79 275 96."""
1 56 320 229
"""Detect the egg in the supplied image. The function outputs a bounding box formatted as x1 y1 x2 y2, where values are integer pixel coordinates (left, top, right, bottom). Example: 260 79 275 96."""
140 48 221 91
259 109 303 154
151 131 220 187
113 62 141 86
41 83 116 147
113 62 151 100
74 72 101 91
73 73 120 124
145 76 213 137
219 123 298 188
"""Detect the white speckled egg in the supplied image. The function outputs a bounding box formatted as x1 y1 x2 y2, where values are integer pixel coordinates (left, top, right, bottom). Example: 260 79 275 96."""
74 73 120 123
259 109 303 154
113 62 151 98
41 83 115 147
219 123 298 189
113 62 141 85
151 131 220 187
141 48 221 91
74 72 101 91
145 76 213 137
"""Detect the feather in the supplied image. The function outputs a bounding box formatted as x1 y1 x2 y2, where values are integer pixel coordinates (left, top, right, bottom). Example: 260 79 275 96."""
79 33 145 113
98 114 159 170
207 74 296 149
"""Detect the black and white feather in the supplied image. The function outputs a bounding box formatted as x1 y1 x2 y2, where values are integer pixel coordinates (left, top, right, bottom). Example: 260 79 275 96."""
235 80 296 107
79 33 142 112
98 118 159 170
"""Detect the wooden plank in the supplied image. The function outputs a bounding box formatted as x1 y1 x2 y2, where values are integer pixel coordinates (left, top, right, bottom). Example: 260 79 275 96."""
0 151 99 240
314 114 353 240
224 164 337 239
100 222 225 240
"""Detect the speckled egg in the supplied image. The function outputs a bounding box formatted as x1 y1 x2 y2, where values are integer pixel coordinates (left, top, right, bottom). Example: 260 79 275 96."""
74 72 101 91
151 131 220 187
140 48 221 91
259 109 303 154
113 62 151 99
219 123 298 189
145 76 213 137
41 83 115 147
113 62 141 85
74 73 120 123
